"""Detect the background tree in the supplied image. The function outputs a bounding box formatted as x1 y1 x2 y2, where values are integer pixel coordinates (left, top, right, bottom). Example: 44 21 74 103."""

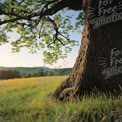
0 70 21 79
0 0 122 100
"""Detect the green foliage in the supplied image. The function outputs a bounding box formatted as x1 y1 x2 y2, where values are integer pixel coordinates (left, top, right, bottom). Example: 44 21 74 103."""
0 76 122 122
0 66 71 78
0 70 21 79
0 0 84 64
0 32 8 45
75 12 85 27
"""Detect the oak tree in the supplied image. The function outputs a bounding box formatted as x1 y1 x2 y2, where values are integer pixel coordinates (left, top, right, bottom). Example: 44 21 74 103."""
1 0 122 100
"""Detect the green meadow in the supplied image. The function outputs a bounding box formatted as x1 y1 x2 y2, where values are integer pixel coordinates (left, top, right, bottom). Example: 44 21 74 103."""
0 76 122 122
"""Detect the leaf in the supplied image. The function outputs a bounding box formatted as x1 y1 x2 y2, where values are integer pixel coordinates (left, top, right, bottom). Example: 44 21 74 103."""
0 0 84 64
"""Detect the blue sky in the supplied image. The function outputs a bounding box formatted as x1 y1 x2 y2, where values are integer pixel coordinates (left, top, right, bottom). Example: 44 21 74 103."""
0 10 83 68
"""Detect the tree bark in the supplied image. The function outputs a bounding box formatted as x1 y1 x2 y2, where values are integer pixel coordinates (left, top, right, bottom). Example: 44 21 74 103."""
52 0 122 100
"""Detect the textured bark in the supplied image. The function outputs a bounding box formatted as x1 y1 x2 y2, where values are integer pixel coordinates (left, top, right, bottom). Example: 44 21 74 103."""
52 0 122 100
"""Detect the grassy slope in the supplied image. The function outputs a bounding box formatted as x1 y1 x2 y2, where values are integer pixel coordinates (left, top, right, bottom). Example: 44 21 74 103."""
0 76 122 122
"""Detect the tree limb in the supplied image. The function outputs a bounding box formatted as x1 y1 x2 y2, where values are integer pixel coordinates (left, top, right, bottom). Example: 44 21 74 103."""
0 0 69 25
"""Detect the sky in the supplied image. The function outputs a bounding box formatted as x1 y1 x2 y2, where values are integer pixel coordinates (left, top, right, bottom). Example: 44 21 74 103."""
0 33 82 68
0 10 83 68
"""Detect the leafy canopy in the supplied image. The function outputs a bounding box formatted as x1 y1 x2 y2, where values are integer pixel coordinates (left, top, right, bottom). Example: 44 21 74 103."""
0 0 84 64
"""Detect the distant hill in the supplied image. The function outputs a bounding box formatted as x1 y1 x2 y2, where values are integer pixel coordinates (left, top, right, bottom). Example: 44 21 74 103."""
0 66 50 73
0 66 72 76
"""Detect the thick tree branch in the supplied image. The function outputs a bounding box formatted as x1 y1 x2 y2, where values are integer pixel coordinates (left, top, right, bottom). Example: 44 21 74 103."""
0 0 68 25
0 0 83 25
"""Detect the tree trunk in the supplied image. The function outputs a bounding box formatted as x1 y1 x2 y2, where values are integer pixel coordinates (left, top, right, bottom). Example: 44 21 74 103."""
52 0 122 100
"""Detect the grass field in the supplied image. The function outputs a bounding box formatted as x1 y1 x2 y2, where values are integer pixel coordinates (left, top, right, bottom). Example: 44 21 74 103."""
0 76 122 122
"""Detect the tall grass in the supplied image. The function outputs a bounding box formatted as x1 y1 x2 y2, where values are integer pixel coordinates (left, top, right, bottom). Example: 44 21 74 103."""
0 76 122 122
